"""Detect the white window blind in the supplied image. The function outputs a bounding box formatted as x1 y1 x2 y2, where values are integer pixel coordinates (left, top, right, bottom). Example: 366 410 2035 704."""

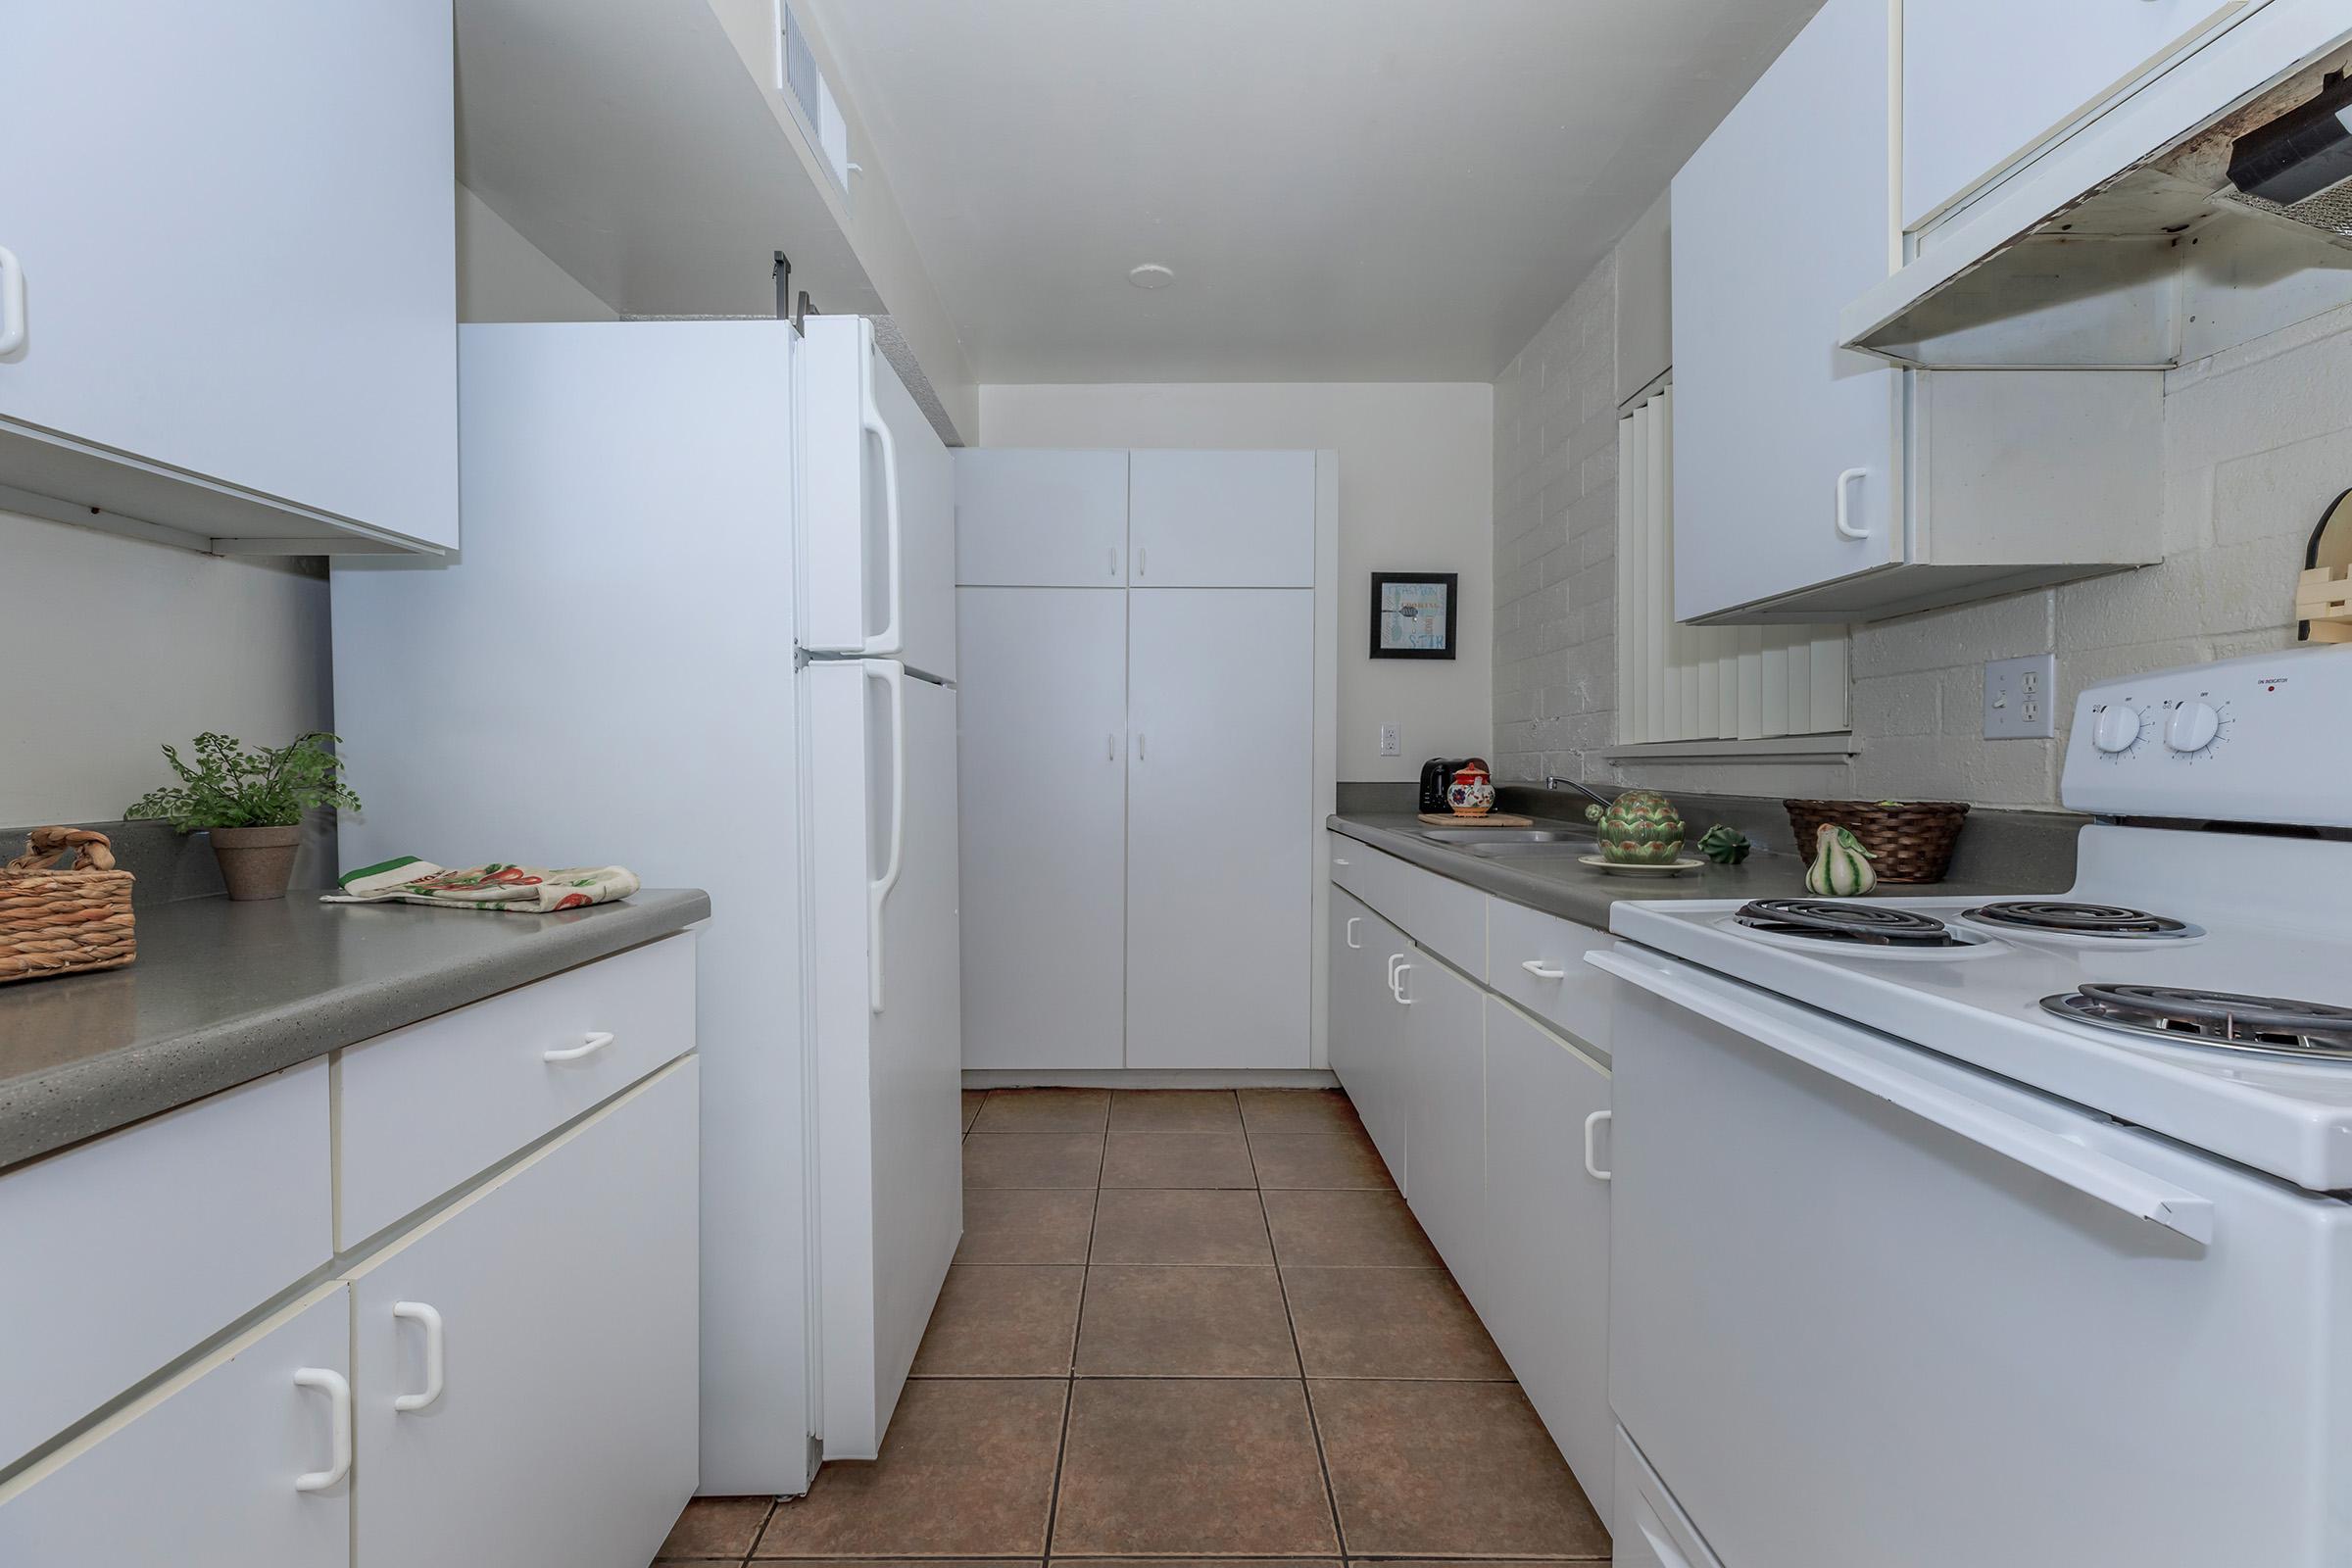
1616 383 1850 746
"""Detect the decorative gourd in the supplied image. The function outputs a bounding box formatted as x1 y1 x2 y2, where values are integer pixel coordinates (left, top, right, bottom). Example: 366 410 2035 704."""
1697 824 1751 865
1586 789 1686 865
1804 824 1878 897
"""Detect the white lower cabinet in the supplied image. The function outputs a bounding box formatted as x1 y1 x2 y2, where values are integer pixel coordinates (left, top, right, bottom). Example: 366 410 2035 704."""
1484 997 1613 1527
0 1285 354 1568
1330 888 1408 1190
1399 949 1488 1305
348 1058 699 1568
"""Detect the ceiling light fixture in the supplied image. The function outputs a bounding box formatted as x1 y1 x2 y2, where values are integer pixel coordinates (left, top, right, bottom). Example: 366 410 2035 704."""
1127 264 1175 290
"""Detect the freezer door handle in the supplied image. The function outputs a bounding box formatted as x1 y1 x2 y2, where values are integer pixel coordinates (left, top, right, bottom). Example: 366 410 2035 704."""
1588 951 2216 1244
858 334 905 657
862 660 907 1012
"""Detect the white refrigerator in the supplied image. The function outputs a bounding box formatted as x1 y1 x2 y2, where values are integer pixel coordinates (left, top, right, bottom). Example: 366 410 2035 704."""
330 317 962 1496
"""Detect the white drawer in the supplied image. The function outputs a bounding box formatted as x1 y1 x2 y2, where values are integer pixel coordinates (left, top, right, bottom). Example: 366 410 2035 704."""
1486 897 1615 1056
1328 836 1369 900
0 1057 331 1468
336 933 697 1244
1614 1426 1725 1568
1353 846 1487 979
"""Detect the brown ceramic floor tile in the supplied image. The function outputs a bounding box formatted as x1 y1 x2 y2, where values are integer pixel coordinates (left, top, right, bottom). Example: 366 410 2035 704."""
1282 1268 1510 1379
1110 1089 1243 1130
962 1131 1105 1189
1238 1088 1366 1135
1359 1560 1596 1568
1075 1265 1299 1377
1101 1130 1258 1190
657 1495 773 1559
754 1379 1065 1556
968 1086 1111 1133
1250 1130 1396 1190
956 1187 1098 1264
1090 1189 1275 1264
1053 1380 1340 1555
960 1089 986 1133
909 1266 1084 1377
1261 1189 1441 1266
1311 1381 1608 1558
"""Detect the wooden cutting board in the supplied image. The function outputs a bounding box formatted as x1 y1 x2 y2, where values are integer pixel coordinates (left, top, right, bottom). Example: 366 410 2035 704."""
1417 812 1538 827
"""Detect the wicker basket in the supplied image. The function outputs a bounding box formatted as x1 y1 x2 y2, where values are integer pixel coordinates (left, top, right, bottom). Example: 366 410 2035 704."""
1784 799 1970 884
1 828 136 984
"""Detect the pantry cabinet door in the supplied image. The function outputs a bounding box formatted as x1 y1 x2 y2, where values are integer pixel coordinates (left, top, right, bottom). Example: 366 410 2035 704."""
1671 0 1902 620
956 450 1131 585
1483 998 1614 1530
1126 588 1315 1067
0 1287 352 1568
957 587 1130 1069
1402 950 1487 1302
1127 450 1316 587
350 1061 698 1568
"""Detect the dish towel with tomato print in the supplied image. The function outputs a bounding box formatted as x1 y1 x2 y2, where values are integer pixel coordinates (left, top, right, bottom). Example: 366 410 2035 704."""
322 857 640 913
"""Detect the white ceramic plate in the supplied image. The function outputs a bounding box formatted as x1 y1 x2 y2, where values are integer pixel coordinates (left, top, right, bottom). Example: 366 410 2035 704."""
1579 855 1706 876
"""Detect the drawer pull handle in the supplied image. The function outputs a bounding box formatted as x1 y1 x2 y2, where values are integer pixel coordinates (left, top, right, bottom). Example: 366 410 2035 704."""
293 1368 352 1492
1583 1109 1613 1182
1522 958 1568 980
544 1030 614 1064
391 1301 445 1412
1392 961 1414 1005
1345 915 1362 949
1333 857 1350 867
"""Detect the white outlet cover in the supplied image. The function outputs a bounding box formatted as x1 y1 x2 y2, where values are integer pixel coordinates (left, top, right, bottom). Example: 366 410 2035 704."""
1984 653 2058 740
1378 722 1400 757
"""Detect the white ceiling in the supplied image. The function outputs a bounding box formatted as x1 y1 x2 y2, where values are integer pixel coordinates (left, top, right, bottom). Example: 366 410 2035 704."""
805 0 1822 384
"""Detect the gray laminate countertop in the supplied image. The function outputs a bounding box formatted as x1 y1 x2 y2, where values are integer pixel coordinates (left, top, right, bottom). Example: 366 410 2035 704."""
1328 812 2067 930
0 889 710 1171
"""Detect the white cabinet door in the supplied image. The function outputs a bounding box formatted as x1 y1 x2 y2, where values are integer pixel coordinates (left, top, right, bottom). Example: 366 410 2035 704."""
1126 589 1315 1068
349 1061 698 1568
1484 998 1613 1530
0 1 457 548
1671 0 1901 621
1400 949 1487 1303
0 1286 352 1568
956 450 1131 586
1128 450 1316 587
957 588 1129 1069
1902 0 2256 230
1330 889 1408 1190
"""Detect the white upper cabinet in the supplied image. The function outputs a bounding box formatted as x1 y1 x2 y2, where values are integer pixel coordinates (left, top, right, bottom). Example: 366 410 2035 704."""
1672 0 1900 621
1902 0 2263 231
956 450 1132 585
1128 450 1316 587
0 1 458 553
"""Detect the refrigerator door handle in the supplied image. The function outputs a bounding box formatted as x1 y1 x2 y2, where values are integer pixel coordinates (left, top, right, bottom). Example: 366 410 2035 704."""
858 336 905 658
862 659 907 1012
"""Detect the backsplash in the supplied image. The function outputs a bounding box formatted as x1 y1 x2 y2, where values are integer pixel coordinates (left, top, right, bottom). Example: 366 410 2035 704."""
1493 241 2352 809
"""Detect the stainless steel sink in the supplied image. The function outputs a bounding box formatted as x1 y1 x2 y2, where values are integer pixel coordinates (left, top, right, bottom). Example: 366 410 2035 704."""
1419 828 1579 845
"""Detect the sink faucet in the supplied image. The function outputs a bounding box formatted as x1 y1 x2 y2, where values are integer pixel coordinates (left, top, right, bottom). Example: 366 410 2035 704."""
1544 774 1615 813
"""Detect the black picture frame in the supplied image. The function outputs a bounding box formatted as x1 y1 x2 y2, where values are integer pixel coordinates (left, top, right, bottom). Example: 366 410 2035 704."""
1369 572 1458 660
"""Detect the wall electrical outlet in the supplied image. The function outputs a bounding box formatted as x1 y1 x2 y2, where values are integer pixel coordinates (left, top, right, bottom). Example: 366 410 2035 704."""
1984 653 2058 740
1378 722 1400 758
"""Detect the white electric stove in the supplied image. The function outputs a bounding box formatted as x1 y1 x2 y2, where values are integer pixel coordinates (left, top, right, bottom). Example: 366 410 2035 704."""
1593 646 2352 1568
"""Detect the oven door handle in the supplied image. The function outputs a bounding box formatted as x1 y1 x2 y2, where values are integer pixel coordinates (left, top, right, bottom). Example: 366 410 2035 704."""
1589 951 2216 1245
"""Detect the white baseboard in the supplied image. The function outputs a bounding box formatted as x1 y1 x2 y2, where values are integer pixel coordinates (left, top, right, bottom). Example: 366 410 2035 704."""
962 1067 1340 1091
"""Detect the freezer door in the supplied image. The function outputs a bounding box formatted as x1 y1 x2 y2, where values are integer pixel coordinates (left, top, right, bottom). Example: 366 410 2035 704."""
801 660 962 1460
800 317 956 679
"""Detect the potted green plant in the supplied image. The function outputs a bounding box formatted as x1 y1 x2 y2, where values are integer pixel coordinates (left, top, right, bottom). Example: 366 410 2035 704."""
124 732 362 901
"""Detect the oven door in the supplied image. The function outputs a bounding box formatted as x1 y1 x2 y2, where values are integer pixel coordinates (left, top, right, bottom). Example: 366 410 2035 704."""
1591 947 2352 1568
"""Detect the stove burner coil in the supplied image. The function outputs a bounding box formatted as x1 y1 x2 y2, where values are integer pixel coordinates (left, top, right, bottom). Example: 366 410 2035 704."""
1965 901 2193 938
1735 899 1962 946
2042 984 2352 1059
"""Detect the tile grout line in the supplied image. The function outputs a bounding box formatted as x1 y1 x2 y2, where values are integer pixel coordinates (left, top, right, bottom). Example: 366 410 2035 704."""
1040 1092 1110 1568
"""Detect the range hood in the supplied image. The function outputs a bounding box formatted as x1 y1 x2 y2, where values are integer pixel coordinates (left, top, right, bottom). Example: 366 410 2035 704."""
1842 0 2352 370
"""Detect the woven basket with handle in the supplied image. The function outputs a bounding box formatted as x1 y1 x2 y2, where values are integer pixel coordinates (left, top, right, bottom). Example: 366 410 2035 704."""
1 828 136 984
1784 799 1970 884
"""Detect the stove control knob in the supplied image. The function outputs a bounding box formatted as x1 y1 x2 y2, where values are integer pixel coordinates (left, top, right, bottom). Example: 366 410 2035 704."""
2165 701 2221 755
2091 706 2143 754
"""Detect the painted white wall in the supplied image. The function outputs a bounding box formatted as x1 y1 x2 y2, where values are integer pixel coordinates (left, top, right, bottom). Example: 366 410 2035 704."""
457 185 618 323
978 383 1495 783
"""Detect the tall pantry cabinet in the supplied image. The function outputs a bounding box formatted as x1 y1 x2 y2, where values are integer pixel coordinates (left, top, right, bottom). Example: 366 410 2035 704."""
956 450 1321 1071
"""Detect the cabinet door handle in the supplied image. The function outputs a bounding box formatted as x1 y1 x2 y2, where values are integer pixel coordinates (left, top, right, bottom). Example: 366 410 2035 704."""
391 1301 446 1412
1521 958 1568 980
1393 962 1414 1004
1134 731 1146 762
543 1030 614 1063
1108 546 1119 577
1136 545 1147 577
1386 953 1404 986
1834 466 1870 541
1345 916 1362 949
293 1368 352 1492
0 246 24 358
1583 1109 1613 1182
1107 732 1117 762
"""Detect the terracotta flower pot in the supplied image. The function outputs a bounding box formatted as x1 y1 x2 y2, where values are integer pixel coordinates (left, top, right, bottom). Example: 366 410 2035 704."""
207 824 302 902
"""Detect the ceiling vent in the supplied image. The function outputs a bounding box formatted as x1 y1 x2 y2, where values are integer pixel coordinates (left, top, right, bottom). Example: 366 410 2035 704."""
779 3 852 197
